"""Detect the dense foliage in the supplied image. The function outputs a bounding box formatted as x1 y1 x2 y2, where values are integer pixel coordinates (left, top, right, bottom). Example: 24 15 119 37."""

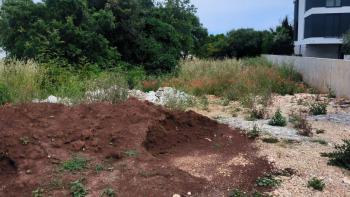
0 0 207 73
199 17 294 59
343 32 350 54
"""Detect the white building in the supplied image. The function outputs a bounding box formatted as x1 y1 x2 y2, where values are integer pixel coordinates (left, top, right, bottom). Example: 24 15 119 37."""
294 0 350 58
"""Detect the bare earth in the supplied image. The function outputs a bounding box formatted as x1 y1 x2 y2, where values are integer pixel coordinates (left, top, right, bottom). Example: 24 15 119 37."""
191 94 350 197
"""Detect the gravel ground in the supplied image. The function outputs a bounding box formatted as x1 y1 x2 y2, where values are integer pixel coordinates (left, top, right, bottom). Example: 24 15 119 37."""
191 93 350 197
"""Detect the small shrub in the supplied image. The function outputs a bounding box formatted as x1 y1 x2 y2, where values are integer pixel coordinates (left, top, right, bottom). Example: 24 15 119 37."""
321 140 350 170
307 177 325 191
228 189 248 197
262 137 279 144
269 109 286 127
256 174 281 187
32 188 44 197
95 164 105 173
247 125 261 139
290 113 313 137
70 179 88 197
0 83 11 105
19 136 30 145
311 139 328 146
309 102 327 115
62 155 88 172
246 107 265 121
328 88 336 99
101 188 116 197
123 150 138 157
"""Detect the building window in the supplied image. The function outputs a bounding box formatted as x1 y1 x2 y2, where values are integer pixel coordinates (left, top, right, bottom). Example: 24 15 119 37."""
326 0 341 7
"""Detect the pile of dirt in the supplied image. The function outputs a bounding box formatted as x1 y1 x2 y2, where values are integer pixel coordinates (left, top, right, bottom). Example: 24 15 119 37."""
0 98 272 196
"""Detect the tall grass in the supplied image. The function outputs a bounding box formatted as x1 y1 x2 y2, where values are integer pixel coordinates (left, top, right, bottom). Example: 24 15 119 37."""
162 57 306 107
0 59 128 104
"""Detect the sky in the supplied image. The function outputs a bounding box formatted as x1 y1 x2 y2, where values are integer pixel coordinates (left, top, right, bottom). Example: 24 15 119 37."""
191 0 294 34
0 0 294 57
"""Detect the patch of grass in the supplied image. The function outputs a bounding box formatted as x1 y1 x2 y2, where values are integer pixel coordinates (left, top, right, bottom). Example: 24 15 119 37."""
61 155 88 172
247 125 261 139
321 140 350 170
311 139 328 146
262 137 279 144
101 188 116 197
228 189 248 197
308 177 325 191
256 174 281 187
95 164 105 173
32 188 44 197
162 58 306 105
197 95 209 111
0 83 11 105
309 102 328 115
123 150 139 157
268 109 286 127
70 179 88 197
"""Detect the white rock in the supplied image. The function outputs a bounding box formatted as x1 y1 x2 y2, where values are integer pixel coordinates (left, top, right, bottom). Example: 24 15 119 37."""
187 192 192 196
47 95 58 103
172 194 181 197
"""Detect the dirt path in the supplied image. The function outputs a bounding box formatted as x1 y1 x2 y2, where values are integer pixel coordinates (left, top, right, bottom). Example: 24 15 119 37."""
0 98 272 197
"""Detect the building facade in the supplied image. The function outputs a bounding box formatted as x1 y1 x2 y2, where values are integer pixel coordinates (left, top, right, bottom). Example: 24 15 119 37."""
294 0 350 58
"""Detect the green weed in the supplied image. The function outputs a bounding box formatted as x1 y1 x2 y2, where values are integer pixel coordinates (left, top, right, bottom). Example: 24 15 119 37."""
310 102 327 115
101 188 116 197
256 174 281 187
32 188 44 197
247 125 261 139
70 179 88 197
269 109 286 127
321 140 350 170
308 177 325 191
61 155 88 172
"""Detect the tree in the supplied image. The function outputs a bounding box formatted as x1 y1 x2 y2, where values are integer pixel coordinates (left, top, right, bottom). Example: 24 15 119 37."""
343 31 350 54
0 0 207 73
270 17 294 55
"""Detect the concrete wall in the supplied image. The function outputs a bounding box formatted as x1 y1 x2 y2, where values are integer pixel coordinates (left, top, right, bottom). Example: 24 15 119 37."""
263 55 350 98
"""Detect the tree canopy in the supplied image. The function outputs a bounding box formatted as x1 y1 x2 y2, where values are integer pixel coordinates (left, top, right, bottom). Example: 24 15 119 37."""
0 0 208 73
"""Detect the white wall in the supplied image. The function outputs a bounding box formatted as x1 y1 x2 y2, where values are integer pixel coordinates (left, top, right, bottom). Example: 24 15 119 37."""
263 55 350 98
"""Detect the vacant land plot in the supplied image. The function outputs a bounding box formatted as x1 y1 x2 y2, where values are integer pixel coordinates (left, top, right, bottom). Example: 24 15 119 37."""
0 98 273 197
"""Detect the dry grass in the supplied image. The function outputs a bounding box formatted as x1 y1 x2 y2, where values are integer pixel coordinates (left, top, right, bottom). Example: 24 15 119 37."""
162 57 306 107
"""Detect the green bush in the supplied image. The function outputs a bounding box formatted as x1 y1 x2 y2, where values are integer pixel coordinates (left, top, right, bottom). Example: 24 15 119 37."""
269 109 287 127
307 177 325 191
310 102 327 115
321 140 350 170
70 179 88 197
62 155 88 172
0 83 11 105
256 174 281 187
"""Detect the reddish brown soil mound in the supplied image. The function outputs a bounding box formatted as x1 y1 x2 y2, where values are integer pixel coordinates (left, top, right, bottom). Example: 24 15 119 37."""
0 98 272 197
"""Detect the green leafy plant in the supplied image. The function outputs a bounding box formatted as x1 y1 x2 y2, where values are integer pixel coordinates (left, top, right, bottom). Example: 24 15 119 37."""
321 140 350 170
309 102 327 115
123 150 139 157
247 125 261 139
256 174 281 187
269 109 286 127
307 177 325 191
62 155 88 172
228 189 248 197
32 188 44 197
70 179 88 197
101 188 116 197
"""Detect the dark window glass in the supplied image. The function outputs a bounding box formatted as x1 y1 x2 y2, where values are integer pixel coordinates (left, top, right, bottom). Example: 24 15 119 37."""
304 13 350 38
305 0 350 10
